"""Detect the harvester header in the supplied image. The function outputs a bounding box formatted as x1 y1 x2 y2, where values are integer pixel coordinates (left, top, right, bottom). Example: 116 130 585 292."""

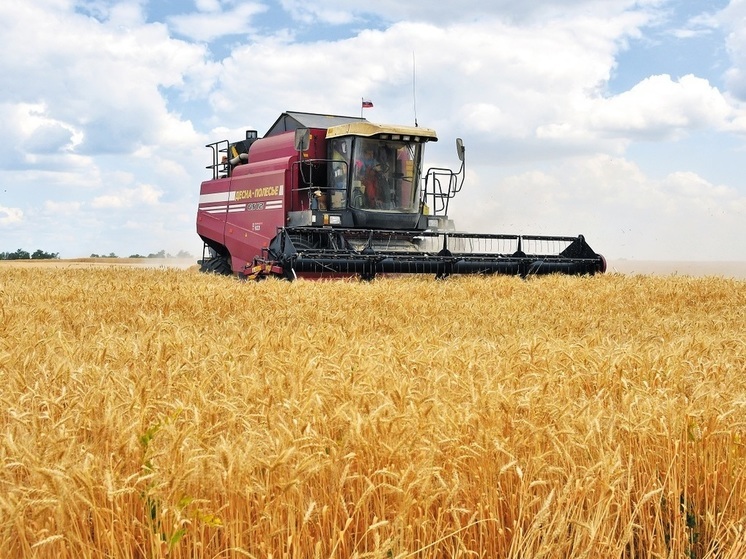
196 110 605 279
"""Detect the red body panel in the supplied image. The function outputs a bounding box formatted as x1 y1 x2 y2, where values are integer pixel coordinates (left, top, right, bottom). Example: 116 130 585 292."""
196 177 231 253
196 128 327 273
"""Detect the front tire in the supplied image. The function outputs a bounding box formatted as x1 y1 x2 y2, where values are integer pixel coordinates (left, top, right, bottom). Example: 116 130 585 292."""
199 255 232 275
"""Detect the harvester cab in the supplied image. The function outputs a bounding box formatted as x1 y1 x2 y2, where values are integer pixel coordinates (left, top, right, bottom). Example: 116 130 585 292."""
290 120 448 232
196 111 605 280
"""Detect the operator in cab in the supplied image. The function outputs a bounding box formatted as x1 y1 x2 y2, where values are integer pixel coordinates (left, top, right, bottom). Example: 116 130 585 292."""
355 143 385 208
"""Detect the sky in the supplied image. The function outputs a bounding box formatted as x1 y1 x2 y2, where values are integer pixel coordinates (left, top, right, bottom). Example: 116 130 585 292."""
1 0 745 262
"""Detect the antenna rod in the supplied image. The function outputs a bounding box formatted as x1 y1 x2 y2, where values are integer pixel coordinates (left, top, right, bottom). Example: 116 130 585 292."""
412 51 418 127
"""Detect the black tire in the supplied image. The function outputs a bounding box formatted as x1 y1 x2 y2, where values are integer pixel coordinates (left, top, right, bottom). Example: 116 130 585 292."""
199 255 233 275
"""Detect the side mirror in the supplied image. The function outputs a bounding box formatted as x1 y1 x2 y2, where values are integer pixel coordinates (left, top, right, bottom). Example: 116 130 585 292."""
294 128 310 151
456 138 465 162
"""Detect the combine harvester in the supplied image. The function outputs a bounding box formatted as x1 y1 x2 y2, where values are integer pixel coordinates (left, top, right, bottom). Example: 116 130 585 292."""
196 111 605 280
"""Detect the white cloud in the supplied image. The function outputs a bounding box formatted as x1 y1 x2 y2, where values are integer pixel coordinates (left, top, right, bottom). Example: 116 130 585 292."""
452 153 746 261
196 0 223 12
277 0 666 27
208 12 645 144
91 184 163 209
582 74 739 139
7 102 83 155
719 0 746 100
167 2 267 42
0 206 24 226
666 9 721 40
0 4 210 158
43 200 82 216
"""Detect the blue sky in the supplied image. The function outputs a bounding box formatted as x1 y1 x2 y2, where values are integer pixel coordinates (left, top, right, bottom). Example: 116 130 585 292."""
1 0 745 262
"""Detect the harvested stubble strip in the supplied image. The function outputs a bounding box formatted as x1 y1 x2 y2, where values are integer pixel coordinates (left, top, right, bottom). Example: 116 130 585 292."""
1 268 746 558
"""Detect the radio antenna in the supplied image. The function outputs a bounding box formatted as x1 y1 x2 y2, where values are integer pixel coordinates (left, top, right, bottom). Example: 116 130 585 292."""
412 51 418 127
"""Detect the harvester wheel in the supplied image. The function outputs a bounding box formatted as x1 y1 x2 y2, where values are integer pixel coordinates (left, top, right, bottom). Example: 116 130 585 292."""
199 255 232 275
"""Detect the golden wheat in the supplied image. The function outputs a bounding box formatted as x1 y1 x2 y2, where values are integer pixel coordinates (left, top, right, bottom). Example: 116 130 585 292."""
1 266 746 558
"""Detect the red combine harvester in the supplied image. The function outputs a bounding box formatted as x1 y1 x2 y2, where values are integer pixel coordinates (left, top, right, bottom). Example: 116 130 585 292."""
196 111 605 279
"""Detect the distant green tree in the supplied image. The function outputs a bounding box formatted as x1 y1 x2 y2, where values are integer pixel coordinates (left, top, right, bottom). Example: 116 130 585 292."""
8 249 31 260
176 250 193 259
31 249 59 259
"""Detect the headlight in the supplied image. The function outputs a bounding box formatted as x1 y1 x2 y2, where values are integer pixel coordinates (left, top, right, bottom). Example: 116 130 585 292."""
323 214 342 225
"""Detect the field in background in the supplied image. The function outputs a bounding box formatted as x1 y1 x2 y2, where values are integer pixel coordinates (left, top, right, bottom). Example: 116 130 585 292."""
0 257 197 270
4 257 746 279
1 267 746 558
607 260 746 279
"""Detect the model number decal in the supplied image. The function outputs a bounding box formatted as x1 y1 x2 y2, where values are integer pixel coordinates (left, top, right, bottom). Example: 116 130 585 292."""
245 202 265 211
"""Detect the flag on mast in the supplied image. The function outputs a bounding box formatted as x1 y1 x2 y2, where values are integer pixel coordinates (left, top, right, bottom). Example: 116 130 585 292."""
361 98 373 108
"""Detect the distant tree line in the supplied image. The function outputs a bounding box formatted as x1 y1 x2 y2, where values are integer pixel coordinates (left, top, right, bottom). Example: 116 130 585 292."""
0 249 59 260
91 250 193 259
2 249 193 260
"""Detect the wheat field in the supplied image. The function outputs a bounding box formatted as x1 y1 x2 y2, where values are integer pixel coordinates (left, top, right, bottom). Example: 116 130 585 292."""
1 265 746 558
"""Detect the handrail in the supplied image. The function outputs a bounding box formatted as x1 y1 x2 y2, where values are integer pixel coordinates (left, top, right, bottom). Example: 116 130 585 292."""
205 140 230 179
